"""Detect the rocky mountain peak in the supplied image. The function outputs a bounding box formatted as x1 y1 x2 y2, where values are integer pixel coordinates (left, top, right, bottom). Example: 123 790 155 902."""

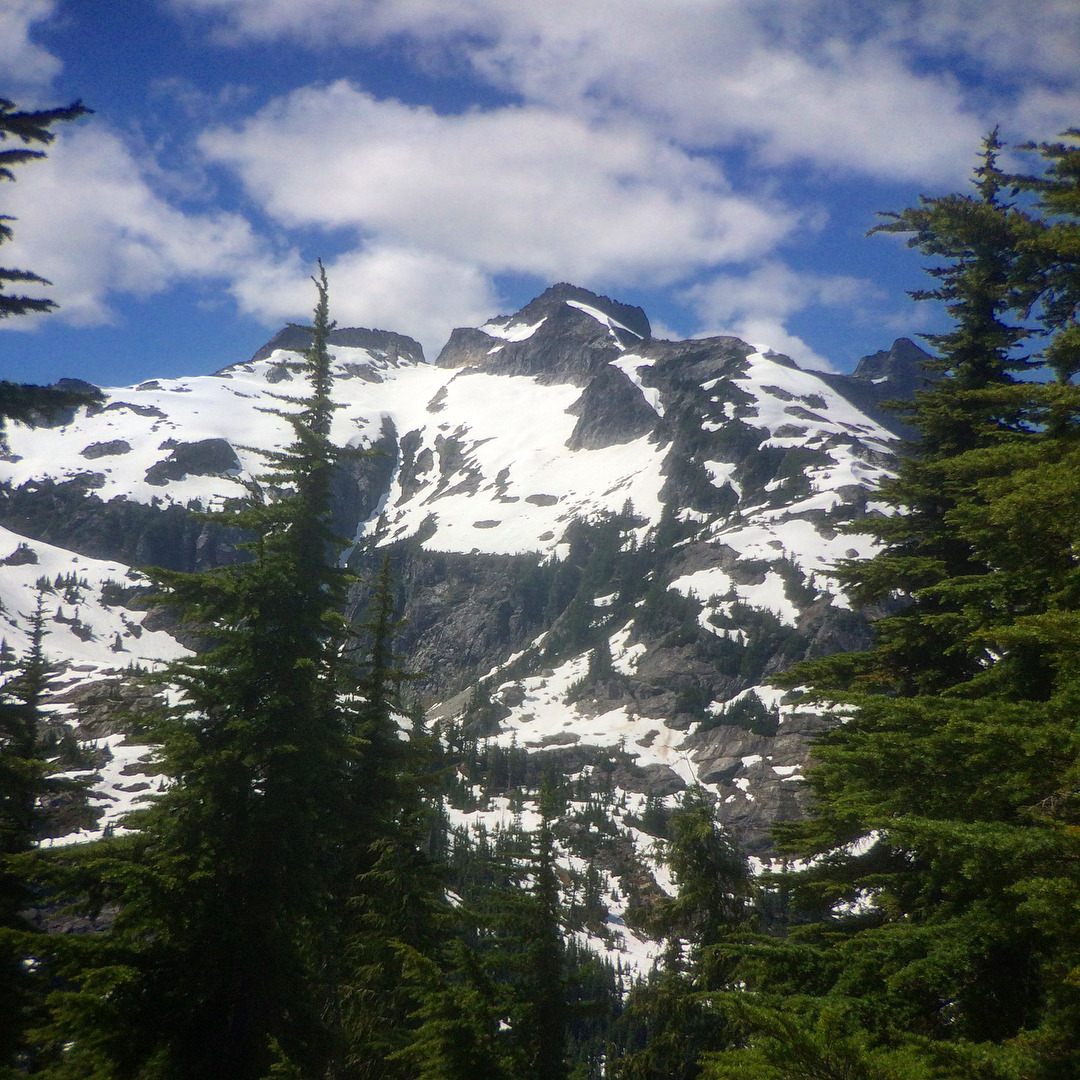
435 283 651 386
510 282 651 341
0 281 918 936
851 337 932 394
243 324 426 367
809 337 934 439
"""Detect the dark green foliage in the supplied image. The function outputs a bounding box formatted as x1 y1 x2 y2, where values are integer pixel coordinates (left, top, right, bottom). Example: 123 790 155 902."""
699 691 779 737
0 604 51 1074
1007 130 1080 383
26 268 437 1080
625 794 671 839
613 793 754 1080
651 790 755 968
635 576 700 641
333 556 448 1080
0 98 91 320
542 508 647 661
0 598 102 1075
613 969 726 1080
710 131 1080 1076
392 940 515 1080
514 814 571 1080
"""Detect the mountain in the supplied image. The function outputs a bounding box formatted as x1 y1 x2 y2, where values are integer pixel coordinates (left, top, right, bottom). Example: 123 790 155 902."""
0 283 929 965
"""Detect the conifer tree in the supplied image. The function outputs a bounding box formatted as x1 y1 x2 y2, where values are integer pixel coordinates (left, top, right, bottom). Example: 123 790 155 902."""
0 595 104 1076
335 558 449 1080
613 792 752 1080
392 939 515 1080
1008 129 1080 384
0 600 52 1073
707 132 1080 1077
33 266 434 1080
519 810 569 1080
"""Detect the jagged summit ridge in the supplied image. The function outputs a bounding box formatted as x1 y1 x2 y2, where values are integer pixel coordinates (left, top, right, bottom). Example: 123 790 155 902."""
435 283 651 386
505 282 652 341
243 324 425 368
810 337 935 440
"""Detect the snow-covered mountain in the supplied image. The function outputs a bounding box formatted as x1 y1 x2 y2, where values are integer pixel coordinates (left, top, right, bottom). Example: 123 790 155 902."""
1 283 926 962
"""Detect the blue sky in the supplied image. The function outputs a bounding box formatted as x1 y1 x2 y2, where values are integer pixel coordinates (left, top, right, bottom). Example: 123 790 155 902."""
2 0 1078 386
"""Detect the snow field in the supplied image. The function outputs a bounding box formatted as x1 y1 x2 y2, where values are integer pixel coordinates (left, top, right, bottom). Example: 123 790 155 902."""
0 525 189 670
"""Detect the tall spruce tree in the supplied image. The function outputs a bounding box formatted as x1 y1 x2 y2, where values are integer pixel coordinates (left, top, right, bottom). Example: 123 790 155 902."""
1008 129 1080 384
613 791 753 1080
518 810 569 1080
0 601 53 1073
335 557 449 1080
0 596 103 1076
33 267 430 1080
704 134 1080 1078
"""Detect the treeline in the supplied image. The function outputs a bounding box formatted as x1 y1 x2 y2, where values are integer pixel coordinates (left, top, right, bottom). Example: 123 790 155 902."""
1 122 1079 1079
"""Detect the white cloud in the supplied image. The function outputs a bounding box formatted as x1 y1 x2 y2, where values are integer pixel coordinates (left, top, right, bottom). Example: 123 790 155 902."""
889 0 1080 84
0 119 498 357
0 124 267 327
718 316 837 373
168 0 1080 182
684 262 876 371
199 81 797 284
229 244 499 360
0 0 62 87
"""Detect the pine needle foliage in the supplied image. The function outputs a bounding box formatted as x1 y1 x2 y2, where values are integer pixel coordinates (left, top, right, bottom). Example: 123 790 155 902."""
707 132 1080 1077
33 267 432 1080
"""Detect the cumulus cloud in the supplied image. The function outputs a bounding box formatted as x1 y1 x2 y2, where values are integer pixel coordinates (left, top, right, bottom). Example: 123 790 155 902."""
0 119 499 357
684 262 876 371
10 0 1076 365
230 245 499 360
0 0 62 87
170 0 1080 181
200 81 797 284
1 124 267 327
887 0 1080 84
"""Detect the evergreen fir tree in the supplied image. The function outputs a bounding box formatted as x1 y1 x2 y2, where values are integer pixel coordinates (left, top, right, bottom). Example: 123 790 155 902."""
519 811 570 1080
391 940 515 1080
335 558 450 1080
32 266 437 1080
1007 129 1080 384
0 596 103 1076
613 791 752 1080
0 600 51 1073
708 131 1080 1077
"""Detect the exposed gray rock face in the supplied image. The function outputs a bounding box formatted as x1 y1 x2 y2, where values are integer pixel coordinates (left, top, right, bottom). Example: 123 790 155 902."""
0 283 935 863
811 337 935 438
144 438 241 486
331 418 399 544
81 440 132 459
566 366 658 450
0 481 247 571
436 283 650 386
245 325 425 366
